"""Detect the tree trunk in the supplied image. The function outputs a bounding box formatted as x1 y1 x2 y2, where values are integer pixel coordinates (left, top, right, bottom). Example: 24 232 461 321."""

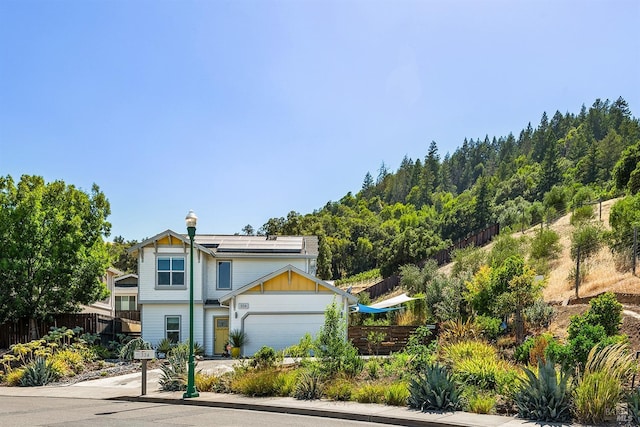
514 309 524 344
28 317 40 341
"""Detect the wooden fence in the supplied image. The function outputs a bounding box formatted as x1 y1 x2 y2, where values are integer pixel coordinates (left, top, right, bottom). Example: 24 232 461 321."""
361 223 500 300
0 313 122 349
348 325 436 355
360 275 400 300
433 223 500 266
115 310 141 321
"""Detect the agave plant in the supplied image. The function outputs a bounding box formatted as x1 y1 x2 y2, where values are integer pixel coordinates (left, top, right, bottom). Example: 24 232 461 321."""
513 358 572 422
19 357 58 387
293 367 324 400
158 344 189 391
408 363 461 411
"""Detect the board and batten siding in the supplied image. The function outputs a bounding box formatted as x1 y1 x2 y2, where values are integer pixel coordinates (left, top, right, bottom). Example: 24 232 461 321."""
141 303 205 349
205 258 308 300
138 246 205 303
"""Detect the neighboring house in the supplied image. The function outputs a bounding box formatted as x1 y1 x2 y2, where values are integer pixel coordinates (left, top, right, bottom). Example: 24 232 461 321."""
114 273 139 316
81 267 122 317
129 231 356 356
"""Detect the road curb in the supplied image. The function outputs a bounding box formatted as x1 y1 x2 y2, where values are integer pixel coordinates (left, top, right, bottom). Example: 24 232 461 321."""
110 395 466 427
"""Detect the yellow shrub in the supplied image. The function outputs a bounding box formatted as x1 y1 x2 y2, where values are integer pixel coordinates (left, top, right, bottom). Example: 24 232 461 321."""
51 349 85 374
4 368 25 386
195 372 220 392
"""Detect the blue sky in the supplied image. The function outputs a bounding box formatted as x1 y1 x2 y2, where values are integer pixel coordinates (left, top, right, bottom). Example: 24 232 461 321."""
1 0 639 242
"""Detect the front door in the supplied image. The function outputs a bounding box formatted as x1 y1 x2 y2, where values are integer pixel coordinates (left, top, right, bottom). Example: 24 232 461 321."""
214 317 229 354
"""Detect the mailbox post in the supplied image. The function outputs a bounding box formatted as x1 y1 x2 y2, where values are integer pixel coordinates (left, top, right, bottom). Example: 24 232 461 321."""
134 349 155 395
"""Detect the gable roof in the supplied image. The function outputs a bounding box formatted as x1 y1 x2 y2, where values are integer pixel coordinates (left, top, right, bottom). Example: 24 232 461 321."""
127 229 215 256
219 264 357 304
129 230 318 258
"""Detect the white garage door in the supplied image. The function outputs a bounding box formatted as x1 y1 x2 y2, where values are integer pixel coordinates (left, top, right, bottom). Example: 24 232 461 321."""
243 313 325 356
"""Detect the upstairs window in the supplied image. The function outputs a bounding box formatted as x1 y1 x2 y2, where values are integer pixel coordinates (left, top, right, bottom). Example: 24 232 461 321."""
217 261 231 289
115 295 137 311
157 256 185 286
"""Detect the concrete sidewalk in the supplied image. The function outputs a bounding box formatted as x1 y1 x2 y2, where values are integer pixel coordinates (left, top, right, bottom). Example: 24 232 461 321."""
0 362 535 427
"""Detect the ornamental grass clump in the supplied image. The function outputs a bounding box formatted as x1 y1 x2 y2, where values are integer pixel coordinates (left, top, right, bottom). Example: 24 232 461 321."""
230 367 281 396
573 343 637 425
408 363 461 411
384 382 410 406
513 358 572 423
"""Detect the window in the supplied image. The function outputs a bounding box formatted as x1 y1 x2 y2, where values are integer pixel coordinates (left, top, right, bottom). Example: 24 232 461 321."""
165 316 180 343
157 256 185 286
115 296 136 311
217 261 231 289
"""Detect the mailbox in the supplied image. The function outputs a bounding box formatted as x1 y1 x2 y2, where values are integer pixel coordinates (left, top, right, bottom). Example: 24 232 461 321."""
134 349 155 360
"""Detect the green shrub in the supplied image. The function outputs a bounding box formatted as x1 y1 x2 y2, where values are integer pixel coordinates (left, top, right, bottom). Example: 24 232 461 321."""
529 228 561 260
570 205 595 224
403 325 437 372
366 331 386 355
514 336 536 364
251 346 278 370
353 383 385 404
315 301 364 377
587 292 622 336
284 333 314 358
293 368 323 400
384 382 409 406
408 363 461 411
364 359 381 380
524 299 555 331
474 315 502 341
324 377 353 401
513 358 572 422
19 357 58 387
514 333 558 365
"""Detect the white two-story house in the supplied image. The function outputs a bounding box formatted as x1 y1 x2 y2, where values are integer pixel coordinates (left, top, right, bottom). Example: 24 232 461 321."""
129 231 356 356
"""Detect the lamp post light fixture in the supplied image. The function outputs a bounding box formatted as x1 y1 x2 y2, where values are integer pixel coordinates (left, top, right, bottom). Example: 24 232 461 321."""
183 209 199 398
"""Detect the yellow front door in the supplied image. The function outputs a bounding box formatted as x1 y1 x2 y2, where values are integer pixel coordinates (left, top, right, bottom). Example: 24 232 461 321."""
214 317 229 354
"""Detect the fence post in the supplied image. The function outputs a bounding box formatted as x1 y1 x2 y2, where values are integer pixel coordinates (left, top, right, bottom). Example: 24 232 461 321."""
575 245 580 299
599 198 602 221
633 227 637 276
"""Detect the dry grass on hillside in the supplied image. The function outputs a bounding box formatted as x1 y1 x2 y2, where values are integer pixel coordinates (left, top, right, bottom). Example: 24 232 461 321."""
540 198 640 302
439 197 640 303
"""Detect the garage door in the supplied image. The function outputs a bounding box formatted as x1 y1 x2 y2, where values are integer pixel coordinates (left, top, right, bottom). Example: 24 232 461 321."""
243 313 325 356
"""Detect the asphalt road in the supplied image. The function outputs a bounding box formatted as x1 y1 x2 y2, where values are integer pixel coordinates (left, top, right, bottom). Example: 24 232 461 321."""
0 396 396 427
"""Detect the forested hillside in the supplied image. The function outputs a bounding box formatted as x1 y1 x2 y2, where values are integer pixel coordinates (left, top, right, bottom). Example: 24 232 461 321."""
257 98 640 280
